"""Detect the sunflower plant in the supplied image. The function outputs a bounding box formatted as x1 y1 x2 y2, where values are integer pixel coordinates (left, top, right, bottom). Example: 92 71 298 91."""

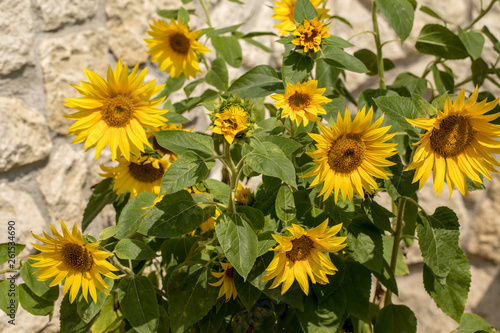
6 0 500 332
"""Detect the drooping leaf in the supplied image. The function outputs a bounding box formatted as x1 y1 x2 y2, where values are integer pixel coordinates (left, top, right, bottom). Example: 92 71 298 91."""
341 261 371 321
322 45 369 73
60 293 96 333
346 218 384 274
205 58 229 91
458 26 485 60
282 46 314 84
456 313 496 333
154 130 214 158
276 185 296 222
296 289 346 333
20 259 59 301
115 192 156 239
18 283 54 316
160 151 209 195
415 24 468 59
471 57 489 87
115 239 157 260
82 178 117 232
374 95 420 135
374 304 417 333
432 65 455 95
228 65 284 98
233 273 262 311
211 36 242 68
354 48 395 76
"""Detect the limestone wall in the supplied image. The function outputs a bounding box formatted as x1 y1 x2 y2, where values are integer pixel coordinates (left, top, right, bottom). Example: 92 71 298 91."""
0 0 499 332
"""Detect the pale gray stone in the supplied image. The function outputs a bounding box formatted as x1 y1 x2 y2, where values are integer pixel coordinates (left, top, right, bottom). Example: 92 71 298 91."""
0 97 52 172
39 28 109 134
0 0 34 75
34 0 98 31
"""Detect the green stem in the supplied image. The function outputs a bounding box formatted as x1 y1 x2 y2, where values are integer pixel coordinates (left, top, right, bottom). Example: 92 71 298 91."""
199 0 213 28
384 197 407 306
372 1 386 90
464 0 497 30
454 76 473 88
223 141 238 213
110 256 135 277
199 53 211 71
422 57 442 78
0 266 21 275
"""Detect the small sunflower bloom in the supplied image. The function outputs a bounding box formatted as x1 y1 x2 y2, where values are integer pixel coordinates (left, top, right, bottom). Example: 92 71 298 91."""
212 105 250 144
263 219 346 295
235 183 253 206
64 59 166 161
210 262 237 302
29 220 119 303
303 107 397 203
292 17 330 53
99 154 170 198
271 80 331 126
272 0 329 36
145 18 210 79
406 86 500 197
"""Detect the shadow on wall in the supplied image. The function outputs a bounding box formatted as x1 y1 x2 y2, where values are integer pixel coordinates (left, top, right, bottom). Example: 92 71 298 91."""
474 264 500 329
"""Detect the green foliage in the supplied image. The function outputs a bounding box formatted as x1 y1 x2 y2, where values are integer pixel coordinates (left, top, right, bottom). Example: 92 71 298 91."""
160 151 210 194
0 243 25 266
415 24 468 59
115 239 157 260
374 304 417 333
228 65 284 98
375 0 415 42
82 177 117 231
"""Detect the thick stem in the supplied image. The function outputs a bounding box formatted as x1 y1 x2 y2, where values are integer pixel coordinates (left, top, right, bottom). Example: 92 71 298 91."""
223 141 238 213
372 1 386 90
111 256 135 277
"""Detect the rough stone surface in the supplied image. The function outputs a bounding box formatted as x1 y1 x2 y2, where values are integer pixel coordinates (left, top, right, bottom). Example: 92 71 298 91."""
0 0 34 75
39 28 109 134
0 97 52 173
34 0 98 32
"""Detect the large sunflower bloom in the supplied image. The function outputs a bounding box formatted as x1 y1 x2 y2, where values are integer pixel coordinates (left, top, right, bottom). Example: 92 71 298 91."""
212 105 250 144
406 87 500 197
210 262 238 302
29 220 118 303
64 59 166 161
292 17 330 53
271 80 331 126
263 219 346 295
145 18 210 79
304 107 397 202
272 0 329 36
99 154 170 198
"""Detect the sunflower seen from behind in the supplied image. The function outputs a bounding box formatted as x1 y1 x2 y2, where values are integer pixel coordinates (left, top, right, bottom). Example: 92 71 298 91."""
29 220 118 303
263 219 346 295
272 0 329 36
64 59 166 161
304 107 397 203
210 262 238 302
145 18 210 79
292 17 330 53
406 86 500 197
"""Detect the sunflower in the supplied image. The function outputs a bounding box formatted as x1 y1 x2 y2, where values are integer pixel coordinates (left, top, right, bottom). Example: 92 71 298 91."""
303 107 397 202
145 18 210 79
406 87 500 197
99 154 170 198
235 182 253 206
272 0 329 36
29 220 119 303
271 80 331 126
292 17 330 52
64 59 166 161
263 219 346 295
212 105 250 144
210 262 237 302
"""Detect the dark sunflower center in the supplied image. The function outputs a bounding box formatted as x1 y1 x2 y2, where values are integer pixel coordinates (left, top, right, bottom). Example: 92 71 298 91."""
289 92 310 110
225 267 234 279
169 32 191 54
101 95 134 127
430 115 475 157
286 235 314 262
304 29 319 44
128 161 165 183
327 133 366 173
62 243 93 272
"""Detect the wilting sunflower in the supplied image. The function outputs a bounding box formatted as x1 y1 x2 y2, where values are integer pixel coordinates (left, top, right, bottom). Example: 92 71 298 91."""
235 182 253 206
263 219 346 295
145 18 210 79
271 80 331 126
292 17 330 53
29 220 118 303
272 0 329 36
212 105 250 144
406 86 500 197
100 154 170 198
210 262 237 302
303 107 397 202
64 59 166 161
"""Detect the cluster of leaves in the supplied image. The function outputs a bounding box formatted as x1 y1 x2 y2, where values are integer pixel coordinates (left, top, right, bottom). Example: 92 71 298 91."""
5 0 500 332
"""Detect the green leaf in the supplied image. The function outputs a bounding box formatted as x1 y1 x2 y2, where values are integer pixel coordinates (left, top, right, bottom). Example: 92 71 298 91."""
432 65 454 94
237 206 265 231
157 9 195 19
211 36 242 68
412 93 438 116
228 65 284 98
297 289 346 333
324 196 356 228
204 179 230 205
416 206 460 280
178 7 190 23
419 6 449 24
322 45 370 73
160 151 209 195
374 304 417 333
139 190 207 238
0 242 25 266
415 24 468 59
316 58 341 95
256 232 278 257
456 313 496 333
276 185 296 222
198 305 227 333
311 255 346 303
481 25 500 54
322 36 354 48
115 239 157 260
18 283 53 316
282 47 314 84
341 261 371 321
245 140 297 188
91 294 122 333
363 198 394 232
215 213 258 279
322 97 346 123
374 95 420 135
423 251 471 322
472 57 489 87
173 89 218 113
346 218 384 273
384 154 419 200
382 235 409 277
375 0 414 42
116 192 156 239
76 277 112 323
161 236 198 270
259 135 302 156
354 49 395 76
82 178 117 232
184 78 204 97
167 263 219 333
233 274 262 311
390 72 427 96
0 279 18 317
60 293 96 333
99 225 118 240
20 259 59 301
293 0 319 24
118 277 159 333
458 26 485 60
205 58 229 91
205 23 243 37
158 75 185 100
165 111 189 124
154 130 214 158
